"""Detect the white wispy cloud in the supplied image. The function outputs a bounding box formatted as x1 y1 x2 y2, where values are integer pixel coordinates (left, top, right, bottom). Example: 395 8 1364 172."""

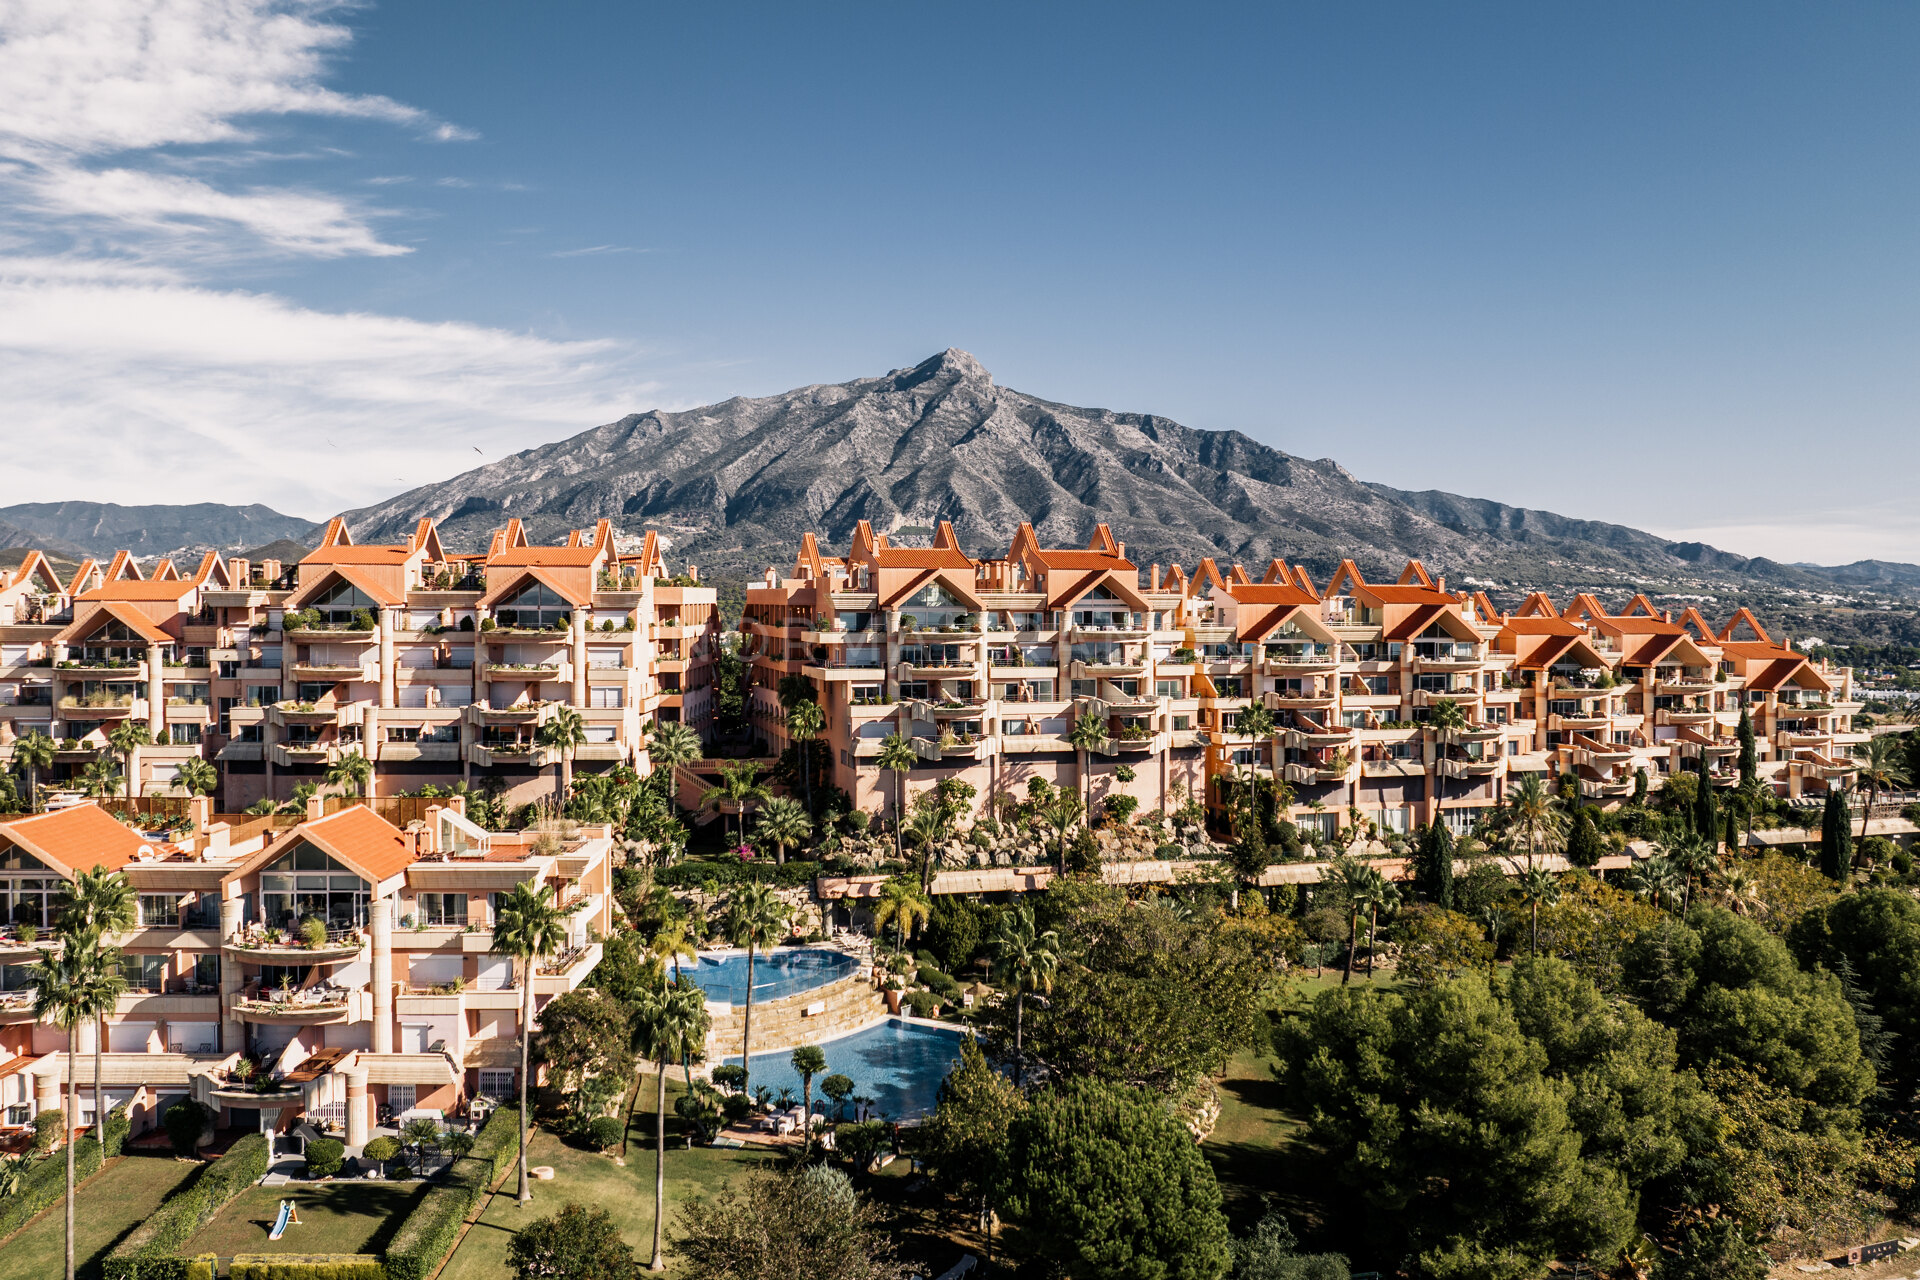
0 0 653 518
550 244 646 258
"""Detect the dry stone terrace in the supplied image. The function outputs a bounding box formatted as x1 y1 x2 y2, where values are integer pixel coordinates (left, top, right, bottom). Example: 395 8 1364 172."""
0 796 610 1150
746 520 1862 840
0 513 722 811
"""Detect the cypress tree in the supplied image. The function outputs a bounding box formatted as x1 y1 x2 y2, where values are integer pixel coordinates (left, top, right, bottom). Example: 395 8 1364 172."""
1736 704 1758 789
1632 767 1648 806
1819 790 1852 881
1693 762 1717 839
1723 807 1739 853
1566 807 1603 868
1416 821 1455 910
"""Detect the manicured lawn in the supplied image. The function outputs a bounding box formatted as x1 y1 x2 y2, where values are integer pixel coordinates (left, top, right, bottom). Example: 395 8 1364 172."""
185 1179 430 1259
3 1150 203 1280
440 1077 775 1280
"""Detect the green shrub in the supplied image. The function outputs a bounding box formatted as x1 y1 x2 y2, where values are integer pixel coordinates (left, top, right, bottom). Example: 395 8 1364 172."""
905 989 940 1017
163 1099 212 1156
915 966 961 1001
0 1105 129 1240
305 1137 345 1178
845 809 871 833
361 1136 401 1164
586 1116 623 1151
382 1106 521 1280
31 1107 62 1153
231 1256 385 1280
104 1133 269 1280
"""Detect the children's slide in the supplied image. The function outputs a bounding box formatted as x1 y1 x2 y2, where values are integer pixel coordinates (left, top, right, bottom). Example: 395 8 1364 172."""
269 1199 297 1241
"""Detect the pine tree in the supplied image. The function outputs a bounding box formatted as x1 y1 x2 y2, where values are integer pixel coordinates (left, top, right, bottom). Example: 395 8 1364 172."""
1831 954 1893 1097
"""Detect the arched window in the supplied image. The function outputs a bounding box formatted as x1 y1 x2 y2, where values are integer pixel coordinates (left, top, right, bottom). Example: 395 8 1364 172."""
495 581 571 630
310 580 378 626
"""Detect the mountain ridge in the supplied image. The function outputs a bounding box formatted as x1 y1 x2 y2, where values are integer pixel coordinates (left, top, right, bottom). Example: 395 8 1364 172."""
337 349 1914 596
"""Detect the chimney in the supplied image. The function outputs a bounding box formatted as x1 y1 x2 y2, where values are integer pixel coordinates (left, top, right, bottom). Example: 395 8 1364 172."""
1149 564 1162 590
422 809 443 854
305 791 324 822
1116 541 1125 560
1437 576 1446 594
188 794 212 834
688 565 700 582
228 557 249 584
261 558 282 585
202 821 230 861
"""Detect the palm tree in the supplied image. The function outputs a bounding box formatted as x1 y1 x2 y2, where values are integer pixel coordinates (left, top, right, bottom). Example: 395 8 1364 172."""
1853 735 1910 840
754 796 811 866
1661 833 1721 913
790 1044 828 1157
875 733 918 860
1714 861 1766 918
723 882 792 1092
1037 789 1085 875
904 803 948 891
325 748 373 800
1330 857 1375 985
105 720 152 802
1517 867 1560 956
55 868 135 1146
989 905 1060 1087
491 880 572 1203
1066 711 1110 819
1427 697 1469 734
646 720 703 807
631 983 710 1271
645 914 698 990
699 761 770 847
1626 856 1685 914
1233 701 1277 816
538 706 588 810
785 700 825 814
13 729 55 812
30 947 99 1280
79 756 119 800
401 1116 442 1175
1505 773 1567 874
176 757 217 799
870 877 930 957
1353 869 1399 977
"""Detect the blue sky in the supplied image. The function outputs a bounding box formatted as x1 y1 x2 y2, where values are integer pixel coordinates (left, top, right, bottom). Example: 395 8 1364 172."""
1 2 1915 563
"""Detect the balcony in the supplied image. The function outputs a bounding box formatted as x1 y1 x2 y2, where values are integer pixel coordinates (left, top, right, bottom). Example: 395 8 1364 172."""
55 659 148 679
469 743 554 768
1283 760 1353 785
1261 647 1338 672
1263 689 1336 711
225 929 365 963
468 700 558 726
1656 677 1717 695
1431 724 1505 745
285 625 379 643
271 701 363 727
1547 712 1610 732
380 740 463 763
269 742 340 768
1409 688 1483 708
1435 757 1501 779
534 941 604 994
234 987 356 1024
1413 652 1484 673
290 660 374 682
59 695 147 721
485 661 573 683
1286 724 1354 748
0 989 39 1022
1655 707 1715 726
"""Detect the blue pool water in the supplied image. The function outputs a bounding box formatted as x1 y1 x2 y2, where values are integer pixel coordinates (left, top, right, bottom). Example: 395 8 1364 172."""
725 1018 970 1120
687 947 860 1007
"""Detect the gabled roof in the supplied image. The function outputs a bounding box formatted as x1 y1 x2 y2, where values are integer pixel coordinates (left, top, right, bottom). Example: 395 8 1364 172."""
0 804 159 874
487 520 614 569
4 550 64 593
285 564 406 609
228 805 416 885
57 601 175 646
479 565 591 609
872 546 975 570
78 577 198 603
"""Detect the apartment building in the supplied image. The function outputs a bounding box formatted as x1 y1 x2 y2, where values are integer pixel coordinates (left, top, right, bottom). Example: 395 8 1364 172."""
0 517 721 810
0 798 610 1144
745 526 1860 842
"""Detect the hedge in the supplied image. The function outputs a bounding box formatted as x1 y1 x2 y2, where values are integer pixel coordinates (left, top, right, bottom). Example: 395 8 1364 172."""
103 1133 270 1280
382 1105 521 1280
232 1255 385 1280
654 857 822 890
0 1104 130 1241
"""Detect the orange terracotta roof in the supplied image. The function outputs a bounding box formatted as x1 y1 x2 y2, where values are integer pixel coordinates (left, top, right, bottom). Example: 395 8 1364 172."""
479 565 590 609
1225 583 1318 607
286 565 405 609
1622 636 1681 666
1363 584 1458 604
1034 549 1136 570
1383 604 1450 641
297 806 416 881
1502 617 1586 636
0 804 159 873
488 545 603 568
301 545 412 566
58 601 175 646
78 579 196 603
872 546 974 570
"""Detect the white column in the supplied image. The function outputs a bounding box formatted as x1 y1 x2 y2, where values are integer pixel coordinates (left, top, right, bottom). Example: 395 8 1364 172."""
371 898 393 1054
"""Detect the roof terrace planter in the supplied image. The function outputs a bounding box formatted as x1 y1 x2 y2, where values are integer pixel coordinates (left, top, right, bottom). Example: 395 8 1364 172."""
224 934 365 963
55 659 149 677
285 626 378 642
207 1080 305 1106
0 989 40 1021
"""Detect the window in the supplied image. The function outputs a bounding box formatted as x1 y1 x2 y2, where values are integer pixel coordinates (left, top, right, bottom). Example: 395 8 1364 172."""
138 895 179 927
193 954 219 988
169 723 202 745
245 684 279 707
257 843 371 931
1214 677 1243 698
1069 680 1096 698
899 681 929 700
388 1084 417 1114
477 1069 515 1098
120 953 167 992
1172 714 1191 731
1155 679 1181 698
307 579 379 626
590 686 624 708
418 893 468 927
494 581 572 630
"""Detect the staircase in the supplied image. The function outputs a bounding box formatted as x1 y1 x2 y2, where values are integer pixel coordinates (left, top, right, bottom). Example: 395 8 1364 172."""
704 973 889 1061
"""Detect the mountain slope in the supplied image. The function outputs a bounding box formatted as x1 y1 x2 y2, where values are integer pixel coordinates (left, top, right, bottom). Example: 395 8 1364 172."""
338 349 1908 594
0 502 320 560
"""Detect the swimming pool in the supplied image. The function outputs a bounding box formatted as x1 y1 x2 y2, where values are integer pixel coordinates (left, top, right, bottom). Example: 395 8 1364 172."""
686 947 861 1007
725 1018 970 1121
